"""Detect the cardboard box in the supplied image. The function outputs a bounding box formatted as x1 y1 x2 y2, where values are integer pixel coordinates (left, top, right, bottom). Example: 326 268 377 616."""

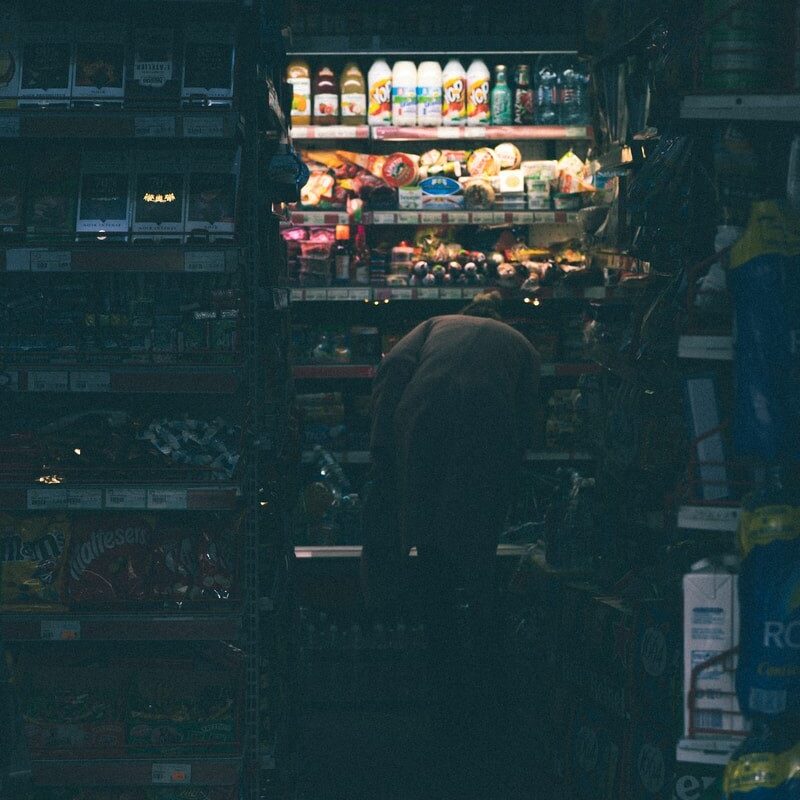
132 150 186 241
76 150 132 238
186 148 239 241
682 565 747 737
182 22 236 107
26 149 78 240
18 21 73 106
126 25 180 107
71 20 126 106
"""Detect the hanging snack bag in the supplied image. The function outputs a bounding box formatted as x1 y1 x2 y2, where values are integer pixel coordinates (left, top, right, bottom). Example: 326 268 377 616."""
66 515 154 605
0 514 70 608
736 479 800 719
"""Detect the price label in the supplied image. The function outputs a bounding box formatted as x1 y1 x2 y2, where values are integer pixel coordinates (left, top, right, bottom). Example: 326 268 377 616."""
391 288 413 300
396 212 419 224
152 763 191 785
290 125 310 139
348 288 370 302
370 212 395 225
134 115 177 138
41 621 81 641
324 125 356 139
440 288 463 299
183 115 225 138
509 212 533 224
415 287 438 300
67 488 103 509
564 126 588 139
471 212 494 224
105 488 148 509
29 371 69 392
327 288 350 301
27 488 68 510
303 288 327 302
534 212 556 223
436 127 456 138
5 249 30 271
184 251 226 272
419 212 444 224
30 250 71 272
70 371 111 392
0 114 20 138
147 489 188 510
462 287 481 298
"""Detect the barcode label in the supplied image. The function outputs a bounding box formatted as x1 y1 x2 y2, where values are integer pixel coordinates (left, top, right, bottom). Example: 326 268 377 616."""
303 289 327 301
152 763 191 785
348 288 370 301
29 250 71 272
67 489 104 509
105 488 148 509
327 288 350 300
391 288 413 300
147 489 188 510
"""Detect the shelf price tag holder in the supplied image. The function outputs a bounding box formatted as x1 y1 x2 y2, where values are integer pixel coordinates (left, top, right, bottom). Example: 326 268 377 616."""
147 489 188 510
106 487 148 509
152 763 192 785
41 620 81 641
134 115 177 138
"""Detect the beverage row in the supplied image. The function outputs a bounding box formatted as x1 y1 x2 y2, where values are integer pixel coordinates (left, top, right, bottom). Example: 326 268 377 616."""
288 57 591 127
0 149 239 242
0 8 236 108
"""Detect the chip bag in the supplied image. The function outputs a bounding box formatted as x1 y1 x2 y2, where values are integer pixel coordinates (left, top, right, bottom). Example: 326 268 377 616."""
0 514 69 608
724 722 800 799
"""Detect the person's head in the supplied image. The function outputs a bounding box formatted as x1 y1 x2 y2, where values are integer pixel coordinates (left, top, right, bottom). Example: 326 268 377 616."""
459 289 503 321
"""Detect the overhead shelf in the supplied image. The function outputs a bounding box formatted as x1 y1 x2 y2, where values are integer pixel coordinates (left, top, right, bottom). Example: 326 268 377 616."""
678 335 733 361
0 110 241 140
0 483 240 512
681 94 800 122
1 613 241 642
291 124 370 140
31 757 242 788
0 366 241 395
1 246 239 274
677 505 741 532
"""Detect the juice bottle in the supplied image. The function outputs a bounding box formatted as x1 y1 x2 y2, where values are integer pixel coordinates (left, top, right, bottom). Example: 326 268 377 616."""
368 59 392 126
466 59 490 126
417 60 442 127
513 64 534 124
333 225 351 285
442 59 466 126
340 62 366 125
313 63 339 125
490 64 513 125
392 60 417 126
287 59 311 126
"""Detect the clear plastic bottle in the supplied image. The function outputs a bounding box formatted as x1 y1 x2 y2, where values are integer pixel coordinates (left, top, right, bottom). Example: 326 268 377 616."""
534 55 558 125
559 58 589 124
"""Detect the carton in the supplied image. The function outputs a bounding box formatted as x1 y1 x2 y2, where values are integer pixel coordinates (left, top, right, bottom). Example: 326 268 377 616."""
682 562 747 736
185 149 239 241
71 20 126 106
132 150 186 242
18 21 72 107
76 150 132 239
182 22 236 107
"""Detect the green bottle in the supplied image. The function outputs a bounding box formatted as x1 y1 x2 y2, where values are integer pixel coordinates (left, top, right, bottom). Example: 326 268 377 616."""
490 64 513 125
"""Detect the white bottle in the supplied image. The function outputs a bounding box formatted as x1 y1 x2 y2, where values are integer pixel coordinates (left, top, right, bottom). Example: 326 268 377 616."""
466 59 491 126
442 59 466 126
417 60 442 127
368 59 392 126
391 61 417 126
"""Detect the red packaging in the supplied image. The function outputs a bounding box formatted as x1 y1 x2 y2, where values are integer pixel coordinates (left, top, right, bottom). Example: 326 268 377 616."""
66 516 154 605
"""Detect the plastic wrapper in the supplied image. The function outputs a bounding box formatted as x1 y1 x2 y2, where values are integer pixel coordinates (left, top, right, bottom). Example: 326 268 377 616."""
724 722 800 799
0 514 69 608
65 515 154 605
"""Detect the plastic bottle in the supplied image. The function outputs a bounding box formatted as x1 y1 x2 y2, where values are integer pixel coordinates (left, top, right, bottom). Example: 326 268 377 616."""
466 59 490 126
534 55 558 125
392 60 417 126
559 58 589 124
490 64 513 125
417 60 442 127
368 59 392 126
340 62 366 125
513 64 534 124
442 58 466 126
286 59 311 126
313 64 338 125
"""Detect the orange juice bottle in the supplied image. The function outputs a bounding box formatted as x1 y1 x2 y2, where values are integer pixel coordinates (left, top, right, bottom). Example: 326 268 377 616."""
287 59 311 126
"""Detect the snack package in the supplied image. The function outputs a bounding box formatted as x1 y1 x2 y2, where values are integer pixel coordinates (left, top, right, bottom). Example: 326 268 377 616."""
66 515 154 605
724 723 800 799
0 514 69 608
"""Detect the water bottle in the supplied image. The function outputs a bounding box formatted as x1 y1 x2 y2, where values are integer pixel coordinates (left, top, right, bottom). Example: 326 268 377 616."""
559 58 589 124
535 55 559 125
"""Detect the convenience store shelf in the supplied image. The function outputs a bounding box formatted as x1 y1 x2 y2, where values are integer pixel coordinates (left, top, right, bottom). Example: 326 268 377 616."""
0 483 241 511
0 110 241 140
362 210 580 225
681 94 800 122
301 450 593 464
1 613 241 642
31 757 242 787
678 335 733 361
291 363 599 380
1 246 239 274
287 211 351 226
677 505 741 532
290 285 630 302
290 124 593 141
294 543 530 558
0 366 241 394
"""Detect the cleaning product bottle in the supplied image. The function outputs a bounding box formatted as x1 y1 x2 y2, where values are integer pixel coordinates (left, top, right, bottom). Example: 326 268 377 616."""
313 63 338 125
392 60 417 126
340 62 366 125
417 60 442 127
368 59 392 126
442 58 466 126
466 59 490 126
287 59 311 126
490 64 513 125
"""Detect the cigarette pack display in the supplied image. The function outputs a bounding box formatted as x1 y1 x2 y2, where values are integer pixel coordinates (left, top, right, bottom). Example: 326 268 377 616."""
0 2 20 108
181 21 236 107
18 21 72 106
186 148 240 240
76 150 132 239
132 150 186 241
0 152 24 238
71 20 126 106
126 25 180 107
26 150 78 240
